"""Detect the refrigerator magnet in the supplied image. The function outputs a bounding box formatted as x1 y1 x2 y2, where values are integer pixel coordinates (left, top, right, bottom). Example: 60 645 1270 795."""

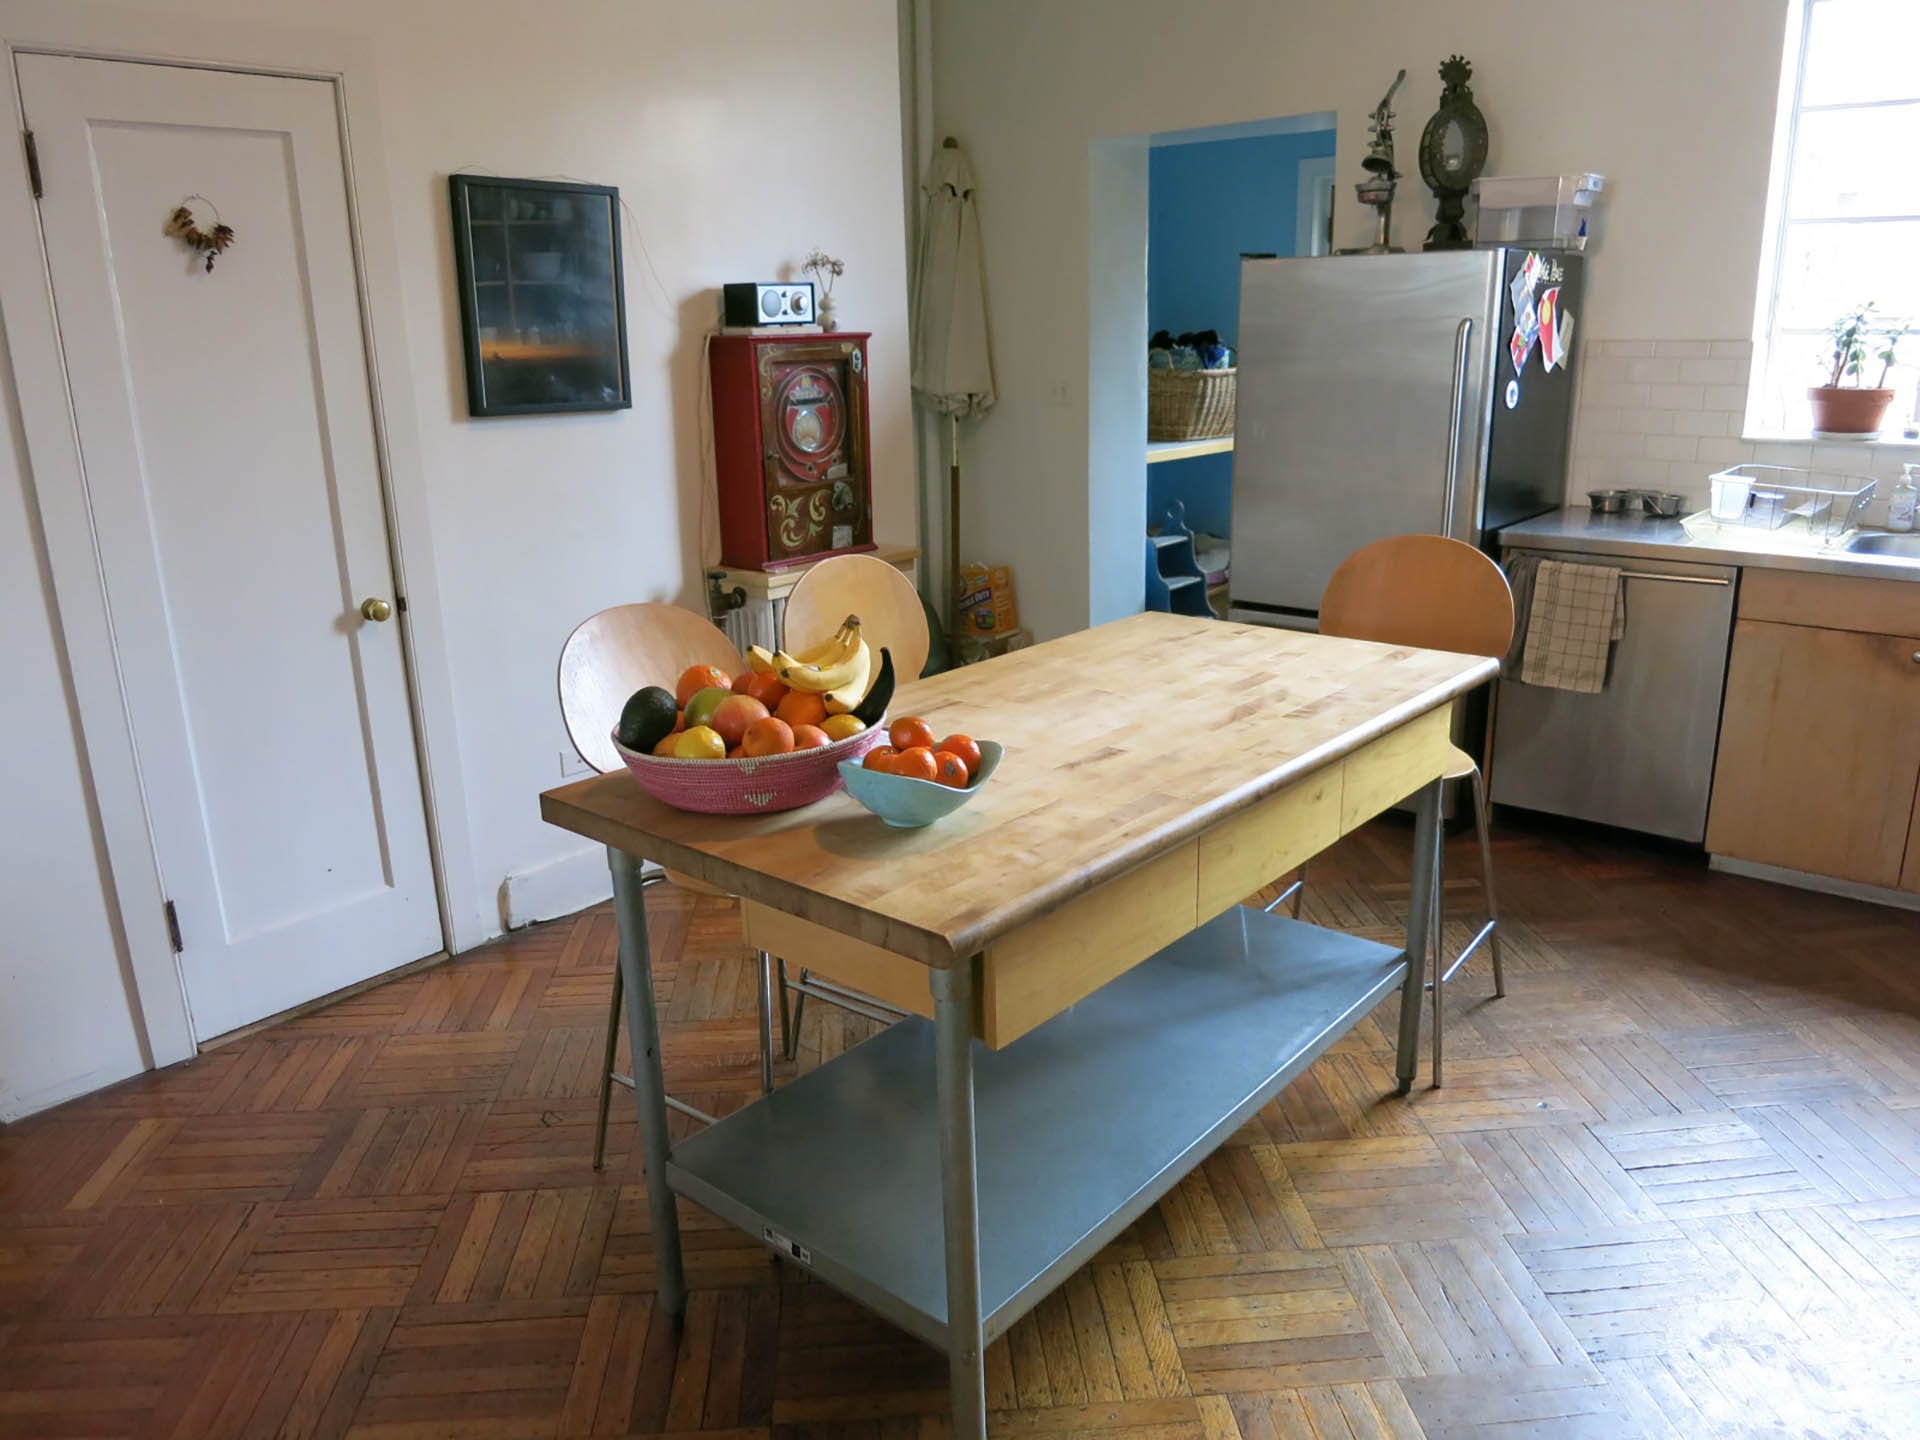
1509 324 1535 376
1538 286 1560 371
1505 378 1521 409
1555 308 1575 369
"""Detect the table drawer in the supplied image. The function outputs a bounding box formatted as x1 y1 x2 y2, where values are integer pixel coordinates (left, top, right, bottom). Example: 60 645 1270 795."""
742 902 934 1021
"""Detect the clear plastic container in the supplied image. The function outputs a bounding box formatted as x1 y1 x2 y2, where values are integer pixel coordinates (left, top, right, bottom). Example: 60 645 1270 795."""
1708 470 1752 522
1473 173 1604 250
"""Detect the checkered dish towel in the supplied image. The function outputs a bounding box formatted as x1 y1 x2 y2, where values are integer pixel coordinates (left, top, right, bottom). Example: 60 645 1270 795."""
1517 559 1625 693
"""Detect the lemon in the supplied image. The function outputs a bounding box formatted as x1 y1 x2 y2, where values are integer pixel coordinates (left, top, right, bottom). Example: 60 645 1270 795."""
821 714 867 742
673 725 726 760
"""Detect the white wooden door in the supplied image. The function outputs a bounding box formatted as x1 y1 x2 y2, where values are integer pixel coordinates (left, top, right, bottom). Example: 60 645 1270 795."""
20 55 441 1040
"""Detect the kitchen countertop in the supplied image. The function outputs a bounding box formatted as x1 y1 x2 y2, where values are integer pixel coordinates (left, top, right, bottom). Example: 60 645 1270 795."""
1498 508 1920 582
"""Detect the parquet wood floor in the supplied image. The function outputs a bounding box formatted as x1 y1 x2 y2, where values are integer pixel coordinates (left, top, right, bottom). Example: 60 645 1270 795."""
6 818 1920 1438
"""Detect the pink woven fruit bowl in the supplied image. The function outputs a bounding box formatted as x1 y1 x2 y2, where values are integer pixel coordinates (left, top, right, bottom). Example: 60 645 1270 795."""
611 722 887 815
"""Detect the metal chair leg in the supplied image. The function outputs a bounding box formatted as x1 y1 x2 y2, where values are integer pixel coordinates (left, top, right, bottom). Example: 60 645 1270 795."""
593 962 623 1171
1472 767 1506 999
786 981 808 1062
776 957 793 1061
1429 837 1446 1089
1291 862 1307 918
755 949 775 1096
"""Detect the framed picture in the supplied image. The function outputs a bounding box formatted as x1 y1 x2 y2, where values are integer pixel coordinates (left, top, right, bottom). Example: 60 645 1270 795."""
448 174 631 416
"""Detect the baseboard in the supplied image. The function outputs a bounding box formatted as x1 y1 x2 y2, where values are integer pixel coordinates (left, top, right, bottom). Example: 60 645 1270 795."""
500 846 619 930
1 1056 147 1125
1709 854 1920 913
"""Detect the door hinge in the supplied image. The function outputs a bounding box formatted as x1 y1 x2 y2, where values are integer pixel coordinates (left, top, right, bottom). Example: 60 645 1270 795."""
22 129 42 200
164 899 184 953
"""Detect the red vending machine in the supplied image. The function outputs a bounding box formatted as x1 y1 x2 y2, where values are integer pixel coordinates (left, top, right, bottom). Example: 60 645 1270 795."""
709 331 875 570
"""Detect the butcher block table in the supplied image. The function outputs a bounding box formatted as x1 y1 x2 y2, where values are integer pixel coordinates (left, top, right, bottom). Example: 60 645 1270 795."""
541 611 1496 1438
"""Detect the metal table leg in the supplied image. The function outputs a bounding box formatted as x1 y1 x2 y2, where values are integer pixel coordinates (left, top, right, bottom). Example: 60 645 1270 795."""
932 959 987 1440
1395 779 1441 1096
755 950 775 1096
608 846 686 1319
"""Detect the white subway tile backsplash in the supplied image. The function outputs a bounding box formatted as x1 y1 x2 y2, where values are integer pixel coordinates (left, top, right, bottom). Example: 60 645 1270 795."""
1679 356 1745 385
1646 434 1700 462
1564 338 1754 506
1673 410 1730 437
1648 383 1705 410
1626 357 1681 384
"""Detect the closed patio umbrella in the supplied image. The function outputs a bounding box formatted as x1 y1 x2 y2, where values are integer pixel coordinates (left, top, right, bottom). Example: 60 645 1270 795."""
911 137 996 630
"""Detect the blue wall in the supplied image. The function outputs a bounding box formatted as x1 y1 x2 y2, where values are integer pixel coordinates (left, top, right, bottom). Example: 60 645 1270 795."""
1147 127 1335 539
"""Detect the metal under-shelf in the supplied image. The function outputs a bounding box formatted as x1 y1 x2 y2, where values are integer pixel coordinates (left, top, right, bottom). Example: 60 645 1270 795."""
666 907 1407 1349
1146 435 1235 464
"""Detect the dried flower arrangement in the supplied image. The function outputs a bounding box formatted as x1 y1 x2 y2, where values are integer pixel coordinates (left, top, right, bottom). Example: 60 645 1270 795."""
164 201 237 273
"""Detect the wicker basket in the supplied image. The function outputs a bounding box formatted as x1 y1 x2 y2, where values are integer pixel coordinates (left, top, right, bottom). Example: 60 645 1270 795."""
612 722 886 815
1148 367 1237 441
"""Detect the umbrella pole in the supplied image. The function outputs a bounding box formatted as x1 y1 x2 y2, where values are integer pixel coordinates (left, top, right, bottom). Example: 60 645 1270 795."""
947 412 961 637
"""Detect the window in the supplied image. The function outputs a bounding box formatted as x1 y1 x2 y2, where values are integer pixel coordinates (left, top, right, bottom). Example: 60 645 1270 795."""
1752 0 1920 438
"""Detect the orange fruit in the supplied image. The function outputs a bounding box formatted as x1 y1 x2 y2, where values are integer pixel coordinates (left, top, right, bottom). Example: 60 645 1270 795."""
676 664 730 707
710 694 769 748
791 723 830 750
890 716 936 752
932 751 970 788
742 716 795 757
776 690 829 728
893 745 938 782
651 733 679 757
732 671 756 694
742 671 789 708
937 734 983 780
727 744 744 759
863 744 898 771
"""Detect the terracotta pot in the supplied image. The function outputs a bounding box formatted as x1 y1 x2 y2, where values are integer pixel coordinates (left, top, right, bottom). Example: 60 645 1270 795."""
1808 386 1895 435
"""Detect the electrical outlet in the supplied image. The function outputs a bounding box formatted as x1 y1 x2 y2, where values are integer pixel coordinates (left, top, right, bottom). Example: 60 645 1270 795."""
559 747 592 779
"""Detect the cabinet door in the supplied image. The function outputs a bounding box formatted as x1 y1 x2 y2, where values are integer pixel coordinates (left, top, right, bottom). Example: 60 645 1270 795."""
1708 620 1920 888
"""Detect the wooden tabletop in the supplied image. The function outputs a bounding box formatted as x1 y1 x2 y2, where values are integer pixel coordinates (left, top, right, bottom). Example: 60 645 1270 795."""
541 612 1497 967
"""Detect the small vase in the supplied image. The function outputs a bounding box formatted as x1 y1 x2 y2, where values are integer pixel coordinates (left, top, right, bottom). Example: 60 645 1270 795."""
817 295 837 332
1808 385 1894 437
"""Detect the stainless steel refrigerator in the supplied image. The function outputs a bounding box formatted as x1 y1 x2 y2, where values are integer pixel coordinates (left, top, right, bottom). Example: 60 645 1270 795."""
1227 249 1583 624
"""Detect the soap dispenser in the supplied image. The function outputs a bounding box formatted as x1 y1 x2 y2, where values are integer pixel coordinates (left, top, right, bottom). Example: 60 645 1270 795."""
1892 464 1918 533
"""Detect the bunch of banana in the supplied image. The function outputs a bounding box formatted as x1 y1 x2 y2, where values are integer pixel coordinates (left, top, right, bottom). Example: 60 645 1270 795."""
749 614 873 714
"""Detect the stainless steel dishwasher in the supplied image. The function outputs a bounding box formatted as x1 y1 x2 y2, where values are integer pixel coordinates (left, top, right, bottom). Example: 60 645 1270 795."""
1490 547 1737 842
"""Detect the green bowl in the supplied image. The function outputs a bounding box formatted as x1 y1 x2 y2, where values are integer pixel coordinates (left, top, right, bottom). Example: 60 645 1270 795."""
837 741 1004 828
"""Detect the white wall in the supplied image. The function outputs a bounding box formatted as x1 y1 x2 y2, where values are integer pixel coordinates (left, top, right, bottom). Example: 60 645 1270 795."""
1 0 912 1118
931 0 1792 639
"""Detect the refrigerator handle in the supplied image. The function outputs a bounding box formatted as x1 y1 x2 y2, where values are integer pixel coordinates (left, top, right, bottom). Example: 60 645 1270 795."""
1441 317 1473 539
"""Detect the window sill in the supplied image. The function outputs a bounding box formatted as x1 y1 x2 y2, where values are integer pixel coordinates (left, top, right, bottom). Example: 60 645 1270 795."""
1741 431 1920 449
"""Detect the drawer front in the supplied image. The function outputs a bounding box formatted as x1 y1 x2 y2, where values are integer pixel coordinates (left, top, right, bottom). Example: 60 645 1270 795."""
1738 568 1920 639
741 901 934 1020
1195 769 1341 924
1338 704 1455 832
981 842 1198 1049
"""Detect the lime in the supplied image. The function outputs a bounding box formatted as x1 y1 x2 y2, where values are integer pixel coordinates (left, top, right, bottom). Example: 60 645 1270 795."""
673 725 726 760
684 686 731 730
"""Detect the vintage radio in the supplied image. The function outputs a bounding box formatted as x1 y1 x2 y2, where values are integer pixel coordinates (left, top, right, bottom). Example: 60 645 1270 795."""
709 331 875 570
721 281 815 327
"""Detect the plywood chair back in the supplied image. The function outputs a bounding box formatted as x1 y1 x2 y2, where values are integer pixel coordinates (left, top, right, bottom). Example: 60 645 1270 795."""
783 554 930 680
558 602 745 774
1318 534 1515 661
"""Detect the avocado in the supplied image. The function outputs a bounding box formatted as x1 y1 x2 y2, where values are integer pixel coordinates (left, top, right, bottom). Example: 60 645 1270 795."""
616 686 679 753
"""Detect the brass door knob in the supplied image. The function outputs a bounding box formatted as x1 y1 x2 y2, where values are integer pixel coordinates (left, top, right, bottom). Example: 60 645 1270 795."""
360 597 393 623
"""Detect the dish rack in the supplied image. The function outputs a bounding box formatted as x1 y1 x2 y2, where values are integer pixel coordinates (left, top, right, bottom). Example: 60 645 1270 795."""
1704 464 1876 539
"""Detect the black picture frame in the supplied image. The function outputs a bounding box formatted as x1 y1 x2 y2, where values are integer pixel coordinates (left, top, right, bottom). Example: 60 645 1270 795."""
448 174 632 416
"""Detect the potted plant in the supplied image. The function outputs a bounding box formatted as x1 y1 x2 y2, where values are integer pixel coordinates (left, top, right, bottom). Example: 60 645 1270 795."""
1810 303 1900 436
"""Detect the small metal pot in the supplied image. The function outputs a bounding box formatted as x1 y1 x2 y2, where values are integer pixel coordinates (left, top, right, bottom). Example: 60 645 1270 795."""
1639 491 1687 518
1588 489 1631 514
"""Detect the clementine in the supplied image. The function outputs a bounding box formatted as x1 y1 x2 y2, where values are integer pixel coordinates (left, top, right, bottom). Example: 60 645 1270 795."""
776 690 829 728
651 733 679 757
676 664 731 707
893 745 938 782
932 751 970 788
791 723 830 749
742 716 795 757
936 734 983 780
889 716 936 752
742 671 789 708
863 745 898 771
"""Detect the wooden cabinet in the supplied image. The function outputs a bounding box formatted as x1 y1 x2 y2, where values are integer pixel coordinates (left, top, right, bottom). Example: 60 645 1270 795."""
1706 570 1920 891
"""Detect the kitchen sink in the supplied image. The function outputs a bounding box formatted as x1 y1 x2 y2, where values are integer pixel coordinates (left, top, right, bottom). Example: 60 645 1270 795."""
1844 532 1920 559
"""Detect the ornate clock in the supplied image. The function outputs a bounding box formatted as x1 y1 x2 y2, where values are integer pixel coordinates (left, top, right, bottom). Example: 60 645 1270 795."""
710 332 876 570
1418 56 1489 251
